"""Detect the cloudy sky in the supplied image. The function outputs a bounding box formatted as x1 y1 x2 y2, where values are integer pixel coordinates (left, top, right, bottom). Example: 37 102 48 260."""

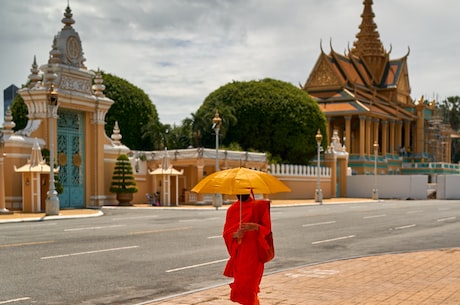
1 0 459 126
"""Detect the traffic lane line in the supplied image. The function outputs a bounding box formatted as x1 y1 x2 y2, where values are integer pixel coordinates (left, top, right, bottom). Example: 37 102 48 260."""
391 224 417 231
64 224 126 232
312 235 356 245
302 221 336 227
0 240 55 248
40 245 139 260
165 258 228 273
437 216 456 222
363 214 386 219
0 297 31 304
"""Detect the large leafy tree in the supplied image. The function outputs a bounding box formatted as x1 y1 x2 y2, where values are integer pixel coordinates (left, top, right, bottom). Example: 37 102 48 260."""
192 78 326 164
102 72 161 150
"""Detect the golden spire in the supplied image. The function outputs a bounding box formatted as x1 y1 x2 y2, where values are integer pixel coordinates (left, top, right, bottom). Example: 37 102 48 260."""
350 0 386 57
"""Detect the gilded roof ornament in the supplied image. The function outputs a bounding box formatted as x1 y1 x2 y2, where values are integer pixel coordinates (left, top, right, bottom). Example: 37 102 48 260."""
350 0 386 57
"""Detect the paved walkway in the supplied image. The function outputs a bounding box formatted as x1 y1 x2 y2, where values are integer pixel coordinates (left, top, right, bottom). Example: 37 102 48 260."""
1 199 460 304
146 248 460 305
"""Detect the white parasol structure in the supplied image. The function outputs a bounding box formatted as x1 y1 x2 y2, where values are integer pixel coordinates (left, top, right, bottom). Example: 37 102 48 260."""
148 148 183 206
14 139 59 212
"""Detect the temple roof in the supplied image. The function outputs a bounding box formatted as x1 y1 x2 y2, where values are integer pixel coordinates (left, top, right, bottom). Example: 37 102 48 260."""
304 0 414 121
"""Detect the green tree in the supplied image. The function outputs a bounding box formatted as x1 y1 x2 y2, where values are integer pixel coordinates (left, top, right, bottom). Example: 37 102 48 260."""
439 96 460 162
102 72 161 150
10 93 28 131
193 78 326 164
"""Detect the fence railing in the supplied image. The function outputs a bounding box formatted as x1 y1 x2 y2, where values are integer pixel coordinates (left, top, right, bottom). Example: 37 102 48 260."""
269 164 331 177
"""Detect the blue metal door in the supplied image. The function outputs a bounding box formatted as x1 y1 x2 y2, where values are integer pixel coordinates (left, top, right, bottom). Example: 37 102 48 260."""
57 109 85 208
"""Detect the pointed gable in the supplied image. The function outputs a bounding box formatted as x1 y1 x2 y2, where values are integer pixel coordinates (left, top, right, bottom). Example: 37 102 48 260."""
305 53 345 89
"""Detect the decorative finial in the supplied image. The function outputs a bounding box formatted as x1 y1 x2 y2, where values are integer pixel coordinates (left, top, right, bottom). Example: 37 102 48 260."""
28 55 42 88
61 5 75 29
92 69 106 97
43 59 57 88
3 106 16 135
111 121 122 145
49 36 62 64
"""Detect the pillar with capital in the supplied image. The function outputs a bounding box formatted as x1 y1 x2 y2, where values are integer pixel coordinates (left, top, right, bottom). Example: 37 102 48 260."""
0 131 12 214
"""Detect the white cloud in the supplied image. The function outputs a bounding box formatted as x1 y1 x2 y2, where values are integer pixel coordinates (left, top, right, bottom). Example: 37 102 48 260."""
1 0 459 126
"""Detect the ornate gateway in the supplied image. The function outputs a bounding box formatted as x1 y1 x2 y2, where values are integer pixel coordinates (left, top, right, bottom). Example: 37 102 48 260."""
57 109 85 208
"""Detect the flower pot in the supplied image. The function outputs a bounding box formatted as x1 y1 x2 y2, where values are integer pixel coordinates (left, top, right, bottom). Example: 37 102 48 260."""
116 192 133 206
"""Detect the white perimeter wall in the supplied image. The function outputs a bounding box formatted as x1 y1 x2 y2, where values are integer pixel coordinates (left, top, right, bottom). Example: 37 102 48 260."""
347 175 428 200
436 175 460 199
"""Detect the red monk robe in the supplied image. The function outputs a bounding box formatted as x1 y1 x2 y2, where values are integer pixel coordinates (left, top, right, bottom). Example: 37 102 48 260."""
223 195 272 305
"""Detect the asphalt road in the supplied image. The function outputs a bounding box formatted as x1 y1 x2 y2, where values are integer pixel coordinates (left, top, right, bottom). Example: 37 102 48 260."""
0 200 459 304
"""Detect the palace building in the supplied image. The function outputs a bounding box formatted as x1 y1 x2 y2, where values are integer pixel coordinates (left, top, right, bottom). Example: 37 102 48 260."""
303 0 454 175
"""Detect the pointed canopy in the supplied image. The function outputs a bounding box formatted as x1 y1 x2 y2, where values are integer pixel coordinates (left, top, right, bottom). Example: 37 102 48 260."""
14 139 58 173
149 148 183 176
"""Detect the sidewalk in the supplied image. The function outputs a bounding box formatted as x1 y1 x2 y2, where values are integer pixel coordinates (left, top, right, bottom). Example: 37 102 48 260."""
0 208 103 223
145 248 460 305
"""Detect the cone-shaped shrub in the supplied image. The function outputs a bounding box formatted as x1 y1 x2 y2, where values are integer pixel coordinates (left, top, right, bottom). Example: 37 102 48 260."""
109 154 138 193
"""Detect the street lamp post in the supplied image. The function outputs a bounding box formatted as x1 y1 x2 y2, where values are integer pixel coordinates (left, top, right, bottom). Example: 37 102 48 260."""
0 131 11 214
212 110 222 209
372 141 379 200
46 84 60 216
315 129 323 204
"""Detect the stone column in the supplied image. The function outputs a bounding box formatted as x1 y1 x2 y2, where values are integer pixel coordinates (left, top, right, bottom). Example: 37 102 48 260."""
404 120 411 151
0 137 11 214
90 107 109 207
389 120 395 155
345 116 351 153
365 117 372 156
373 118 380 153
381 120 388 155
359 116 366 157
395 121 403 153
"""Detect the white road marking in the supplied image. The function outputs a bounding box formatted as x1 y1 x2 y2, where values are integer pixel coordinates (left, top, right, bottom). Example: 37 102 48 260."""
302 221 336 227
0 297 31 304
312 235 355 245
64 224 126 232
363 214 386 219
393 224 416 230
437 217 456 222
40 246 139 260
165 258 228 273
207 235 221 239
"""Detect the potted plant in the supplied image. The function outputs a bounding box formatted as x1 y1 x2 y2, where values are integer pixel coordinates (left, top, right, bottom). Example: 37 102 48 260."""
109 154 138 205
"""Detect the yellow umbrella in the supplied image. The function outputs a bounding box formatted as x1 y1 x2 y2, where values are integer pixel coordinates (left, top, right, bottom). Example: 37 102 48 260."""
191 167 291 195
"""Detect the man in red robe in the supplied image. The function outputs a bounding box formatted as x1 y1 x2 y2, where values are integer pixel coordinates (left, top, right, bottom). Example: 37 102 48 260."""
223 194 272 305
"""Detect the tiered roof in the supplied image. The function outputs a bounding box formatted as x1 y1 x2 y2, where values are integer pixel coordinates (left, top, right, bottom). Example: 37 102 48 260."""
304 0 415 121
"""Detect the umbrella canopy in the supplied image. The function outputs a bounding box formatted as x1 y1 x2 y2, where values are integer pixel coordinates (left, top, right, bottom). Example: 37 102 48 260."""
191 167 291 195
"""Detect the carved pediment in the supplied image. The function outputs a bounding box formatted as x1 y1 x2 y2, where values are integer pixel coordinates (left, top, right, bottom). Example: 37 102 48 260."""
307 55 342 88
